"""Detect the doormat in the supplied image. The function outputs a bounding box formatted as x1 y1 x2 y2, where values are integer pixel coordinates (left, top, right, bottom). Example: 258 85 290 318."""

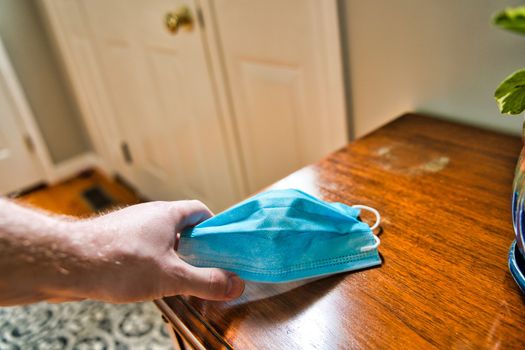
0 301 172 349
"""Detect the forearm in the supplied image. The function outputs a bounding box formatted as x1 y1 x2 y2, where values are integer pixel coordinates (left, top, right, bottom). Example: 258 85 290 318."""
0 198 85 305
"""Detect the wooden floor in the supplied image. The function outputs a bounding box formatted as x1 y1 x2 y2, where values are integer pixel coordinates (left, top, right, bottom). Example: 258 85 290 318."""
14 169 141 217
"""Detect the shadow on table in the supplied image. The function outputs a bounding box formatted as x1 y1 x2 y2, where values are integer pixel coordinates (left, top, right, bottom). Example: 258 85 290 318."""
186 268 375 330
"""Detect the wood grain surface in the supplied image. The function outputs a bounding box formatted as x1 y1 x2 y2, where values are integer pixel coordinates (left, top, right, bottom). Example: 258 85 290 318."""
160 114 525 349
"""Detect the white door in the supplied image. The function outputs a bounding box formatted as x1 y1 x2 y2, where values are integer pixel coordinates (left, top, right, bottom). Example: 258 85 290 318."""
0 40 44 194
76 0 241 211
41 0 346 205
204 0 347 193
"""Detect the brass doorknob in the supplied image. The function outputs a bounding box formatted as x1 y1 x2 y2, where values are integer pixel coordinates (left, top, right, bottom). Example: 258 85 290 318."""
165 6 193 34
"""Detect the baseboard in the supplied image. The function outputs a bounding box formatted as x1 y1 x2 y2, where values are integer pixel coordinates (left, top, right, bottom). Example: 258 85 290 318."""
47 152 110 184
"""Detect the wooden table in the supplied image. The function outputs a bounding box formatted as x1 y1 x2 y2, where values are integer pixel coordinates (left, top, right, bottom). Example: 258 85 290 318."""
156 114 525 349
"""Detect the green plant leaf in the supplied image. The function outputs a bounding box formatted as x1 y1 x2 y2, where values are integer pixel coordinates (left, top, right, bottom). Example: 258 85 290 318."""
493 6 525 35
495 69 525 115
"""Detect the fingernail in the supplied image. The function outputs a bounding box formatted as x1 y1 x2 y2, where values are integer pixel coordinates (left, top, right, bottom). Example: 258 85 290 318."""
226 275 244 298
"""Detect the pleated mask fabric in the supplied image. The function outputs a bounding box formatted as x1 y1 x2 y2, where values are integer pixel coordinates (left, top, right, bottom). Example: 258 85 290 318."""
177 189 381 283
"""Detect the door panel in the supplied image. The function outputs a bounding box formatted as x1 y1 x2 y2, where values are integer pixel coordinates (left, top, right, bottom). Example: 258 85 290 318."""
0 59 43 194
237 60 305 191
147 48 208 198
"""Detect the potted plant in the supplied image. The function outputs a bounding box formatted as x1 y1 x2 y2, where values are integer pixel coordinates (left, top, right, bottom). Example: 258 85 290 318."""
493 6 525 292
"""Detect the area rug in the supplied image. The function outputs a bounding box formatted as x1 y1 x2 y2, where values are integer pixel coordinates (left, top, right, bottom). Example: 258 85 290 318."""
0 300 172 349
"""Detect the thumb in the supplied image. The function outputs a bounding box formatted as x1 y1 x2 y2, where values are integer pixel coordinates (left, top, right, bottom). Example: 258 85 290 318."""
171 200 214 233
176 261 245 301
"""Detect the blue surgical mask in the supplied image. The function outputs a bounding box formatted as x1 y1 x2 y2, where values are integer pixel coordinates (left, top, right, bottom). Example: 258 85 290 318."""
177 189 381 283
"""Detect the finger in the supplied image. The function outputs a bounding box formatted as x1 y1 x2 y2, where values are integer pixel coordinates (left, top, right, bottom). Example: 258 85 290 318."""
175 261 245 301
171 200 214 233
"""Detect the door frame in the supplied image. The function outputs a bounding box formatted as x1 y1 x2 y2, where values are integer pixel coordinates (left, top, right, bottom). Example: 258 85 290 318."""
0 36 52 185
1 33 109 189
38 0 116 177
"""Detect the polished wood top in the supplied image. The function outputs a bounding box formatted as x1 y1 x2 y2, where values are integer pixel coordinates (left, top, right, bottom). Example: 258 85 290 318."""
158 114 525 349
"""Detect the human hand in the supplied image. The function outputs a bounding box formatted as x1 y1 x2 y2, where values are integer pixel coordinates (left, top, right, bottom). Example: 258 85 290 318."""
51 200 245 303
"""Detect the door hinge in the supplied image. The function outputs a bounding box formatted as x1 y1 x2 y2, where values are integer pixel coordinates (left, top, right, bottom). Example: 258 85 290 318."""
196 7 205 28
23 134 35 153
121 141 133 164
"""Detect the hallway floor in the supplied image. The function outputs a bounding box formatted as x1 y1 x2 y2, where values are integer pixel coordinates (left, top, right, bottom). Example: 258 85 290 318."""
16 169 140 217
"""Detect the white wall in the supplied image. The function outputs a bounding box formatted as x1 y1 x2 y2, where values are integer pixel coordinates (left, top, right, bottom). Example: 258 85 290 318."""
344 0 525 137
0 0 91 163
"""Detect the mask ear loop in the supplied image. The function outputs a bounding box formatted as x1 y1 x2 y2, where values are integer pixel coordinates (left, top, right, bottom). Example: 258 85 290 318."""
352 205 381 252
